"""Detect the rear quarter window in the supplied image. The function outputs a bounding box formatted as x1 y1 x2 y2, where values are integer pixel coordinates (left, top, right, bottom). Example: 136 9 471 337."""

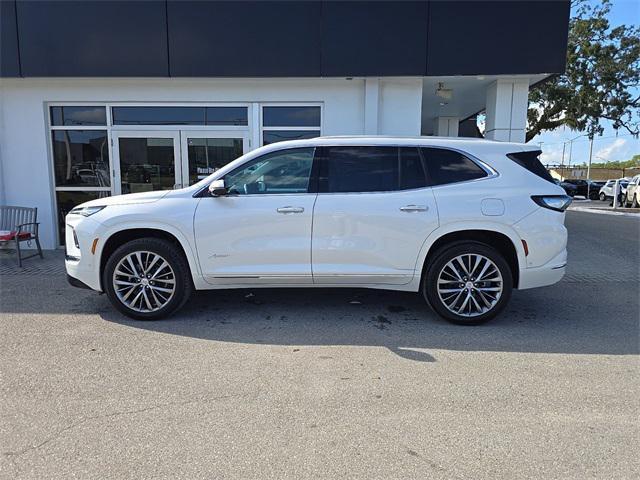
506 150 554 183
420 148 487 186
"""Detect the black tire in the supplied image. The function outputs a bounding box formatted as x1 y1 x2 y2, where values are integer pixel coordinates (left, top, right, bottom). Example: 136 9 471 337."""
599 192 606 201
102 237 192 320
632 194 639 208
422 241 513 325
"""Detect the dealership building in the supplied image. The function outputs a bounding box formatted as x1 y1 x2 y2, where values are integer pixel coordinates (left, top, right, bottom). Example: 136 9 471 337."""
0 0 570 249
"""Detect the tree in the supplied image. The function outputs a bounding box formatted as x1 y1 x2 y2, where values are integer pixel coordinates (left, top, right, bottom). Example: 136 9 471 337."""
526 0 640 142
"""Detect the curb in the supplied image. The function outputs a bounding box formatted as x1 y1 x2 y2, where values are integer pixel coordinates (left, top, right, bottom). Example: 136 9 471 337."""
568 206 640 218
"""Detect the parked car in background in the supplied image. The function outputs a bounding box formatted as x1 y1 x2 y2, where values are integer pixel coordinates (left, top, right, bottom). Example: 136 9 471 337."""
623 174 640 207
65 137 570 325
554 179 578 197
599 179 629 201
562 179 604 200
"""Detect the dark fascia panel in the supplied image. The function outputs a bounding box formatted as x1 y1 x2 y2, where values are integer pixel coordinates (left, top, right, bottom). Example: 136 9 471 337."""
16 0 169 77
1 0 20 77
168 1 321 77
321 1 428 77
427 0 570 76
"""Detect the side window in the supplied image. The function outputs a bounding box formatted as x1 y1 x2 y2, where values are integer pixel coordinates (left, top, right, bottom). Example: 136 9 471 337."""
399 147 427 190
224 147 314 195
421 148 487 186
324 146 397 193
322 146 427 193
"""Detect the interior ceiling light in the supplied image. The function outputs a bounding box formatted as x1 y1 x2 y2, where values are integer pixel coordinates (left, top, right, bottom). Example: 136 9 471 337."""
435 82 453 100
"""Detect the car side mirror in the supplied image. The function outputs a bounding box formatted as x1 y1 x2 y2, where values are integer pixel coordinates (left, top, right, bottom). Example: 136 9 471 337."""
209 179 228 197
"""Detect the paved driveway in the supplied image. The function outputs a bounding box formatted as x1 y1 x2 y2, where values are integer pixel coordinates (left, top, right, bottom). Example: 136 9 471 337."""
1 212 638 479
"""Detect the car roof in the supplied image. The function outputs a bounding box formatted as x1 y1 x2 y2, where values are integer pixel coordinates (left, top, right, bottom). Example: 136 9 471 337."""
257 135 535 155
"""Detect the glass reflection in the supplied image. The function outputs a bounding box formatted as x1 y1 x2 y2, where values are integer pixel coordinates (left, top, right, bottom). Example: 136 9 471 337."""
52 130 110 187
56 191 110 245
187 137 243 185
118 137 176 194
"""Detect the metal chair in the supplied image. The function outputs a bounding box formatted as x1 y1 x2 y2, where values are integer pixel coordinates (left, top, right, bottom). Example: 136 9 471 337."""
0 206 44 267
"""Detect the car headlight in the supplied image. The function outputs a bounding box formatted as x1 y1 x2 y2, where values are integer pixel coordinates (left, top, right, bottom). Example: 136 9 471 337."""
69 205 106 217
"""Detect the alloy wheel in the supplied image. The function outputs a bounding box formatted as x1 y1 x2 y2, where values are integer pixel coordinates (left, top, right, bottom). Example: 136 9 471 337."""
112 251 176 313
436 254 503 318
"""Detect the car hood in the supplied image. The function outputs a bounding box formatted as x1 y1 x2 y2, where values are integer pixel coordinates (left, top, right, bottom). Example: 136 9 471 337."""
81 190 171 207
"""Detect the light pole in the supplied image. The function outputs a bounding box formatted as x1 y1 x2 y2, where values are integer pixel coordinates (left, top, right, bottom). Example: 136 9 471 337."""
567 133 586 168
586 137 594 199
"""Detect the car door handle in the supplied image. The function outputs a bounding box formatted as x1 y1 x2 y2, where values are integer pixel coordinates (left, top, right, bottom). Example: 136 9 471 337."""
277 206 305 214
399 205 428 212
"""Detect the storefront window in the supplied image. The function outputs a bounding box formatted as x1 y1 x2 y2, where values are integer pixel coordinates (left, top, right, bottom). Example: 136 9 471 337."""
50 106 107 126
56 191 110 245
112 106 248 126
262 105 321 146
52 130 110 187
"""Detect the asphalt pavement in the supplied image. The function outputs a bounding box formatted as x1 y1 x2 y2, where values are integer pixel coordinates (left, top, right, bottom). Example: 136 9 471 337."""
0 211 638 479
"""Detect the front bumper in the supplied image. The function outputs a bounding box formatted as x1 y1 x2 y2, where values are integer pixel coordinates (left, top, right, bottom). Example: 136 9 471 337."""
64 214 104 292
66 273 92 290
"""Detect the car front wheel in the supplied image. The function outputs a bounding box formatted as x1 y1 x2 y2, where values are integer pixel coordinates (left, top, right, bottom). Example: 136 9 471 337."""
423 241 513 325
599 192 606 201
103 237 192 320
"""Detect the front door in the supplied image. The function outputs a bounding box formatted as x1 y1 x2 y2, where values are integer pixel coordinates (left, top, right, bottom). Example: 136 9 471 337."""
112 130 182 195
194 147 317 285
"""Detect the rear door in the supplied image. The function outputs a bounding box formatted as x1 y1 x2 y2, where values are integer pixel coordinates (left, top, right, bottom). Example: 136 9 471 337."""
311 146 439 285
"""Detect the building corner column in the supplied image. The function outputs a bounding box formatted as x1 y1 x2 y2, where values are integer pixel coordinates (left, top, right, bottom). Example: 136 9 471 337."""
364 78 380 135
484 78 529 143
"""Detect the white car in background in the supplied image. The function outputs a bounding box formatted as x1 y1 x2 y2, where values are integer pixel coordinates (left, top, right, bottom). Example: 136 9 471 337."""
623 174 640 207
65 137 570 325
599 179 629 201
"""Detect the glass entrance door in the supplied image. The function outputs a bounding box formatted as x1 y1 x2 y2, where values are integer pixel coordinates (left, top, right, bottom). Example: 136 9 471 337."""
180 131 249 186
112 130 181 195
112 130 249 194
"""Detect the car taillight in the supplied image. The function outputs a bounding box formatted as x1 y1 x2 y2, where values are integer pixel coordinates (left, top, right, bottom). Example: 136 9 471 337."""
531 195 572 212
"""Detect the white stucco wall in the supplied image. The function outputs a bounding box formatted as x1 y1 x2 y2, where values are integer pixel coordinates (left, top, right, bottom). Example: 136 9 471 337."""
0 77 423 248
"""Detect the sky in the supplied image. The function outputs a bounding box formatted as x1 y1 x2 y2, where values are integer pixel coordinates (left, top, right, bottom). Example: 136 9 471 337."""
530 0 639 167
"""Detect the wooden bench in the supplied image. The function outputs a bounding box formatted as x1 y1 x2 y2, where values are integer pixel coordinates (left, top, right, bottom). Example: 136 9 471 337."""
0 206 44 266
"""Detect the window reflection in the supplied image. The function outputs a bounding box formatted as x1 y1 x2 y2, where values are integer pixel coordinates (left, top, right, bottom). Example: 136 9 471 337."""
52 130 110 187
187 137 243 185
263 130 320 145
56 191 110 245
50 106 107 126
118 138 176 194
263 106 321 127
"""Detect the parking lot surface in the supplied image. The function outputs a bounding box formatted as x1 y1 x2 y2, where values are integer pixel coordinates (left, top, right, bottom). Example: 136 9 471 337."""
1 211 638 479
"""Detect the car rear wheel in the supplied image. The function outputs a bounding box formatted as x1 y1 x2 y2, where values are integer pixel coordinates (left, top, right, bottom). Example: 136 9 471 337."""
633 194 639 208
103 237 192 320
422 241 513 325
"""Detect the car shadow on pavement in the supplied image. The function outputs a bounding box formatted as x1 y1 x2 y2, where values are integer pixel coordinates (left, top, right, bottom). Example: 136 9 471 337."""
94 282 638 360
1 274 637 361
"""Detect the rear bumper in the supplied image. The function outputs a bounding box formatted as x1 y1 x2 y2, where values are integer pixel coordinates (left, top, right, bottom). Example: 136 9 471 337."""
518 250 567 290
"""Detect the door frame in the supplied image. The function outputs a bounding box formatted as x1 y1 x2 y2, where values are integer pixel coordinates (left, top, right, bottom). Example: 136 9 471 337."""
179 130 250 187
111 130 182 195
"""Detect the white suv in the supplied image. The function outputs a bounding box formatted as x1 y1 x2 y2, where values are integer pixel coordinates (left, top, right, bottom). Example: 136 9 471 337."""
65 137 570 325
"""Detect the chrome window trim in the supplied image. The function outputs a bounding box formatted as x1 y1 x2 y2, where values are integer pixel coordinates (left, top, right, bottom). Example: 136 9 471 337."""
194 143 500 197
